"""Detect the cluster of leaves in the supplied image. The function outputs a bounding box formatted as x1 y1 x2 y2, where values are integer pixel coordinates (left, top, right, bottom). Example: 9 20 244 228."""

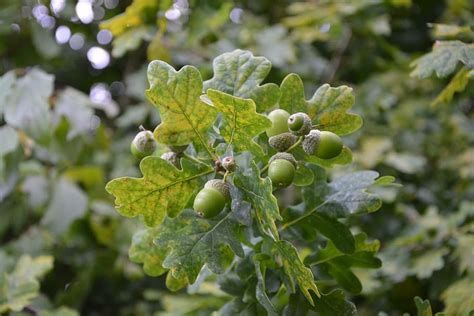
105 49 392 314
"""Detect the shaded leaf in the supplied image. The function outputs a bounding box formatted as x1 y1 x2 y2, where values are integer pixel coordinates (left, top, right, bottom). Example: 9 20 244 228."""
293 145 353 169
254 257 278 316
207 89 271 156
38 307 80 316
3 68 53 145
285 289 356 316
273 240 320 305
106 157 213 226
293 162 315 187
146 60 218 149
41 178 87 236
234 162 281 240
204 49 280 112
154 209 244 286
410 40 474 78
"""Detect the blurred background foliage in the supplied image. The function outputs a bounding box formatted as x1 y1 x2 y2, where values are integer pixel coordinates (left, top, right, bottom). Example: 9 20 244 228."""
0 0 473 315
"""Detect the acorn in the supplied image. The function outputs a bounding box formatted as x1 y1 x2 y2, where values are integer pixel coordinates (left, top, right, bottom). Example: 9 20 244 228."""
302 129 321 155
288 112 312 136
161 151 181 169
193 179 231 218
268 132 298 151
130 129 157 159
303 129 343 159
222 156 236 172
268 153 297 188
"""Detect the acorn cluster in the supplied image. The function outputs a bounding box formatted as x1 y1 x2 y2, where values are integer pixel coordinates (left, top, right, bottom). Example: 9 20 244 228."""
129 107 344 220
265 109 343 189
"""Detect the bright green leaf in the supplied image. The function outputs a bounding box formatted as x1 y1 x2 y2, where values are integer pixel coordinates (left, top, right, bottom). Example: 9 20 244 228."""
279 73 308 114
432 67 471 106
207 89 271 156
106 157 213 226
204 49 280 112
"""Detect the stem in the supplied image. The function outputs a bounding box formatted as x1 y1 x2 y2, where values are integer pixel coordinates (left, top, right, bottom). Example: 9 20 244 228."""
286 136 303 153
183 153 208 165
223 171 229 182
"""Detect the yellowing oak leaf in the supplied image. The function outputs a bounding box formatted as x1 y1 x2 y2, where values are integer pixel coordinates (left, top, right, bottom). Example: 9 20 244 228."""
207 89 271 156
106 157 213 227
146 60 218 152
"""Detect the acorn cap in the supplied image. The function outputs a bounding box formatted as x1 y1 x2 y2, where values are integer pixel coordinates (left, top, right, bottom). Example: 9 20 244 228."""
302 129 321 155
269 152 297 167
268 132 298 151
221 156 236 172
161 151 181 168
288 112 312 136
204 179 231 200
134 130 157 153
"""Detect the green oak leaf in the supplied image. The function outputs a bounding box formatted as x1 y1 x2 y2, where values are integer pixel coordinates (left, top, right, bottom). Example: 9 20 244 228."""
410 40 474 78
273 240 320 305
146 60 218 148
105 157 213 226
0 255 53 313
279 73 362 135
204 49 280 112
129 228 166 277
307 84 362 136
234 162 281 240
285 289 356 316
279 73 307 114
305 233 381 294
154 209 244 287
293 162 315 186
207 89 271 156
303 169 383 218
412 296 445 316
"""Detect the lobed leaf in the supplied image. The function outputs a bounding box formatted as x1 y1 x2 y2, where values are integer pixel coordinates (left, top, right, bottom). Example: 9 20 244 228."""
441 278 474 316
154 209 244 286
204 49 280 112
410 40 474 78
106 157 213 226
207 89 271 156
285 289 357 316
279 73 362 136
146 60 218 149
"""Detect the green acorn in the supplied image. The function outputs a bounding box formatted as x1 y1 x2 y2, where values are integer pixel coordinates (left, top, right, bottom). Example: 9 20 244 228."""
161 151 181 169
303 130 343 159
222 156 236 172
268 153 297 188
266 109 291 137
193 179 231 218
288 112 312 136
302 129 321 155
130 128 157 159
268 132 298 151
